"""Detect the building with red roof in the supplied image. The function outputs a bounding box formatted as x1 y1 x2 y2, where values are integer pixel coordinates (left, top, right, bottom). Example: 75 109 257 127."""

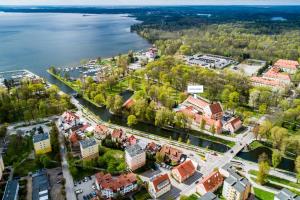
264 67 291 84
122 98 135 109
171 160 196 183
159 145 183 165
148 173 171 199
274 59 299 74
250 76 285 90
197 170 224 195
195 114 223 134
224 117 243 134
126 135 137 146
204 103 224 120
111 129 126 143
94 124 110 141
62 111 79 125
95 172 138 199
183 96 210 112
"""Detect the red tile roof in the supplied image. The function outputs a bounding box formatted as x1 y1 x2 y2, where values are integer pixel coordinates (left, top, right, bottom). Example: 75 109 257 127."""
69 132 78 144
184 96 210 109
111 129 125 139
122 98 135 109
95 172 137 191
146 142 160 152
195 114 223 129
63 111 79 124
94 124 109 135
250 76 284 88
127 135 137 145
208 103 223 115
172 160 196 180
160 145 183 163
198 171 223 193
274 59 299 70
227 117 242 129
151 173 171 192
264 67 291 81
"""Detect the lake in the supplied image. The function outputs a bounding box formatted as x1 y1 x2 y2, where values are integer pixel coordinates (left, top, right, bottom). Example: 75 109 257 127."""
0 12 150 77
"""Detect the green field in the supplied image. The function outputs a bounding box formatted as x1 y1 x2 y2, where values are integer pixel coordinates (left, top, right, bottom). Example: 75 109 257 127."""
254 187 275 200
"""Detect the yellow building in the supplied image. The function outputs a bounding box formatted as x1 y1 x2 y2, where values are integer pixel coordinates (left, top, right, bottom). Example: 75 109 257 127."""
79 138 99 160
33 133 52 155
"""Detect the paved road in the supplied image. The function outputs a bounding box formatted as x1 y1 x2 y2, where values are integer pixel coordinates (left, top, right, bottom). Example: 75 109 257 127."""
56 121 77 200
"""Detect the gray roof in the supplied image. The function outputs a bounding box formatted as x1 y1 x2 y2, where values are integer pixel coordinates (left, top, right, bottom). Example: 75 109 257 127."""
224 172 250 193
275 188 300 200
32 170 50 200
2 180 19 200
199 192 220 200
33 132 49 143
80 138 97 149
126 143 144 157
221 163 235 173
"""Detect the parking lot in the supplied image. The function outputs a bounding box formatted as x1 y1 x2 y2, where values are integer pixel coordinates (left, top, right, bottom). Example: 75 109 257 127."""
73 175 97 200
48 167 65 200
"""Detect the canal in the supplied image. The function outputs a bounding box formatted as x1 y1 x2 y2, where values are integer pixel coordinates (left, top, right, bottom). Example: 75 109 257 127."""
47 74 296 172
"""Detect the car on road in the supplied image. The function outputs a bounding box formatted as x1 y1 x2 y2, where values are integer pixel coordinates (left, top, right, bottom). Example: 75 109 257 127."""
75 189 83 194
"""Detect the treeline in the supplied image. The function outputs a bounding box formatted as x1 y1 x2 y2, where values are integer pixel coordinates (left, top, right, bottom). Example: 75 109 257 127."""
0 81 73 123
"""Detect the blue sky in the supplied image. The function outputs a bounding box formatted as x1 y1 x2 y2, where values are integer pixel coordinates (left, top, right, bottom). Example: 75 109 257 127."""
2 0 300 5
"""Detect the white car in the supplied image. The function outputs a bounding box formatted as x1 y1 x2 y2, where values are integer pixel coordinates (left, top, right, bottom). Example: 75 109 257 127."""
75 189 83 194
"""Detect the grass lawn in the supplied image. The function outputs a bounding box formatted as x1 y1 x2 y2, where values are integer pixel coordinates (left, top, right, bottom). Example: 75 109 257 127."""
249 141 265 149
133 188 151 200
249 170 300 189
180 194 200 200
254 187 275 200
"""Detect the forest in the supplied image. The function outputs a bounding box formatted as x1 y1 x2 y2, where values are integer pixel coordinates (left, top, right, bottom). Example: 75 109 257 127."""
0 80 73 123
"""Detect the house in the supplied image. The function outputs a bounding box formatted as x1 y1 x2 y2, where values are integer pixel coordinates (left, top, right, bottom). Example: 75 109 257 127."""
199 192 220 200
224 117 243 134
197 170 223 195
125 143 146 171
79 138 99 160
68 124 90 144
111 129 126 143
274 59 299 74
275 188 300 200
145 47 158 60
159 145 183 165
182 95 210 113
146 142 161 155
94 124 110 141
171 159 196 183
33 133 52 155
0 156 5 180
122 98 135 109
250 76 285 90
222 172 251 200
32 170 50 200
263 67 291 84
126 135 137 146
95 172 138 199
195 114 223 134
148 173 171 199
2 180 19 200
204 103 223 120
62 111 79 126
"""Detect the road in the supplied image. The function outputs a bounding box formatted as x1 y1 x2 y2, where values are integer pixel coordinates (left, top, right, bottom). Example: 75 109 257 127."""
56 121 77 200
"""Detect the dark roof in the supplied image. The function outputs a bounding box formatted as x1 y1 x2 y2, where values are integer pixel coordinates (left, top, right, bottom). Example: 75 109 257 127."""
2 180 19 200
33 133 49 143
32 170 50 200
79 138 97 149
224 172 250 193
199 192 220 200
125 144 144 157
275 188 300 200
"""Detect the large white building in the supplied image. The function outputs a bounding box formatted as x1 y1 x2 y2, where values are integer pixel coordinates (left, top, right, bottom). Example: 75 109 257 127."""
125 143 146 171
275 188 300 200
79 138 99 160
222 172 251 200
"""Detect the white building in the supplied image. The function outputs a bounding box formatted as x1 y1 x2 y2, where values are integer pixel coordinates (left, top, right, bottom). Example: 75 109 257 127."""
125 143 146 171
222 172 251 200
148 173 171 199
275 188 300 200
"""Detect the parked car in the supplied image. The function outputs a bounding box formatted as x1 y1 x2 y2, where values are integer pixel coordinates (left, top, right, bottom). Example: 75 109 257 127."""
75 189 83 194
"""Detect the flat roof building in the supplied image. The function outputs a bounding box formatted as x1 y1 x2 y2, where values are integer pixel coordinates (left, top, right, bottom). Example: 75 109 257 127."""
2 180 19 200
32 170 50 200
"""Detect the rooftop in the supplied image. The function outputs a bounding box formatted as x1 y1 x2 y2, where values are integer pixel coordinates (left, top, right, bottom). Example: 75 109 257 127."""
172 160 196 179
33 132 49 143
274 59 299 70
95 172 137 191
198 170 223 192
2 180 19 200
150 173 171 192
199 192 220 200
126 143 144 157
32 170 50 200
80 138 97 149
275 188 300 200
224 172 250 193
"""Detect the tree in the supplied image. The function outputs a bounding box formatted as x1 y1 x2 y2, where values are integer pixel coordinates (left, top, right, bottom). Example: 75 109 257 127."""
257 160 270 185
113 95 123 113
94 94 105 106
272 150 282 169
127 115 137 127
155 152 164 163
270 126 288 151
228 91 240 112
259 103 267 114
258 120 272 139
179 45 192 55
0 123 8 138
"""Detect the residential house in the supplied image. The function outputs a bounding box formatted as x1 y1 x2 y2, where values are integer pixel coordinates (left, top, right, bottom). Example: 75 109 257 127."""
146 142 161 156
122 98 135 109
263 67 292 84
195 114 223 134
111 129 126 143
0 156 4 180
275 188 300 200
145 47 158 60
199 192 220 200
126 135 137 146
68 124 90 145
2 180 19 200
33 133 52 155
197 170 223 195
159 145 183 165
222 172 251 200
274 59 299 74
32 170 50 200
171 160 196 183
203 103 223 120
250 76 286 90
79 138 99 160
148 173 171 199
62 111 80 128
94 124 110 142
125 143 146 171
224 117 243 134
95 172 138 199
